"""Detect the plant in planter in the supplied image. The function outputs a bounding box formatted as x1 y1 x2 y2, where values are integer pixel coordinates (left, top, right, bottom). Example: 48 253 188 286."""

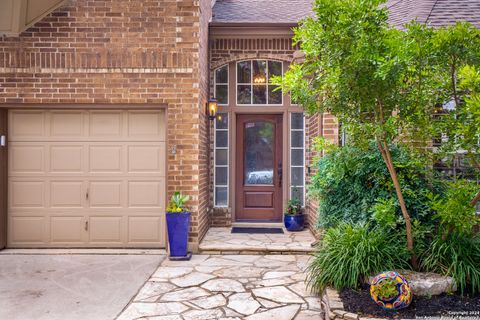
370 271 412 310
284 198 305 231
166 192 192 260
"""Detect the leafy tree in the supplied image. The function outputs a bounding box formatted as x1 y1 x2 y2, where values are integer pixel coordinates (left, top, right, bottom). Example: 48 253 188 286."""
273 0 479 267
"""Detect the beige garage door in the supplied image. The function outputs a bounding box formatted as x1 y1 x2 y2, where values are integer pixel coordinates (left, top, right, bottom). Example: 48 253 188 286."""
8 109 166 248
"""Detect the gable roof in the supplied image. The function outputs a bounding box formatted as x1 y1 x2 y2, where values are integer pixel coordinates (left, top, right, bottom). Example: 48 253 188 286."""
387 0 480 28
211 0 480 28
211 0 313 25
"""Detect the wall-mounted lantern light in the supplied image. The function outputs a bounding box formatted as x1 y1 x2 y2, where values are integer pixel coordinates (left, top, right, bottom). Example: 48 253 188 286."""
207 98 218 121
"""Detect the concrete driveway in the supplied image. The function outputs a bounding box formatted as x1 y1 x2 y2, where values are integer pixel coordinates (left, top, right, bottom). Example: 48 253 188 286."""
0 253 164 320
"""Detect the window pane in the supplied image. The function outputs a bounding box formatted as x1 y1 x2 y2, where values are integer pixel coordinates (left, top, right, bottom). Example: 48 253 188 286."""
245 122 274 185
237 85 251 104
291 187 304 206
268 61 282 77
215 149 228 165
268 85 282 104
215 66 228 83
237 61 251 83
291 149 304 166
252 60 267 84
216 131 228 148
291 113 304 129
216 85 228 105
216 113 228 129
253 85 267 104
215 187 228 206
291 167 304 186
215 167 228 185
291 131 304 148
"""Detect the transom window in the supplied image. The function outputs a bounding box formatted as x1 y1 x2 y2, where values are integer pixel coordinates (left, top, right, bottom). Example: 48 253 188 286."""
236 60 283 105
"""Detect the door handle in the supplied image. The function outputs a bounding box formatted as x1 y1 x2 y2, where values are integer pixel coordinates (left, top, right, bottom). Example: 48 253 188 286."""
278 161 282 187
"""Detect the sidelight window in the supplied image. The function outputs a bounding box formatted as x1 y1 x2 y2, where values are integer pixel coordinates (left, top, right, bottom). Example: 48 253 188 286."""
290 112 305 206
214 113 229 207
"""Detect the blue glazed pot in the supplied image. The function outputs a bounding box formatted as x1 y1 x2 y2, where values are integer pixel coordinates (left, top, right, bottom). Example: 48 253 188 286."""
284 214 305 231
166 211 191 257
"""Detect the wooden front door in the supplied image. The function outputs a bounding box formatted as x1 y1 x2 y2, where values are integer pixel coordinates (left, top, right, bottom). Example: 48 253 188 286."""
235 114 283 221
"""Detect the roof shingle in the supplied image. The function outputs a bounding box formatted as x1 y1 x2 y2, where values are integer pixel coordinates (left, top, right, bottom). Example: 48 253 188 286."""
211 0 480 28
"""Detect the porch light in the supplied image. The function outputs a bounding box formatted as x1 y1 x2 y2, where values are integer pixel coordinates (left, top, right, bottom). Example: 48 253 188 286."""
207 98 218 121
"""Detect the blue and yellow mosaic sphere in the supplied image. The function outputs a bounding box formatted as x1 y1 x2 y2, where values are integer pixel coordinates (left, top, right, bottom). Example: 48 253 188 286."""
370 271 412 310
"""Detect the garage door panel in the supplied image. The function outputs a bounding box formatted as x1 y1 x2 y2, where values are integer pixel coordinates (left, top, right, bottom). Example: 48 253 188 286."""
128 216 165 245
10 181 45 208
10 216 46 243
10 145 45 174
128 181 163 208
89 181 123 208
128 144 165 173
89 112 123 138
9 111 46 140
89 145 123 173
50 111 85 138
128 111 165 140
50 145 84 173
89 216 122 243
50 216 84 243
50 181 84 208
8 109 166 248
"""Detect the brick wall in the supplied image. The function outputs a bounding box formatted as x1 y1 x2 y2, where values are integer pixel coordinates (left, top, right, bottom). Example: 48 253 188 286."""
0 0 211 251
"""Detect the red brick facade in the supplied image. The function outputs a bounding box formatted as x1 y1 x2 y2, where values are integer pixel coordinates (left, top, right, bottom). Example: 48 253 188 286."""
0 0 211 250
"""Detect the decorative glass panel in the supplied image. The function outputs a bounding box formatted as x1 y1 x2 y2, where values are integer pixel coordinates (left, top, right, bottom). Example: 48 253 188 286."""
244 122 274 185
252 60 267 84
268 85 282 104
215 65 228 105
215 66 228 83
237 61 251 83
215 149 228 166
291 149 304 166
215 167 228 185
215 187 228 207
237 85 251 104
253 85 267 104
216 85 228 105
291 131 304 148
268 61 283 77
216 131 228 148
291 113 304 129
214 113 229 207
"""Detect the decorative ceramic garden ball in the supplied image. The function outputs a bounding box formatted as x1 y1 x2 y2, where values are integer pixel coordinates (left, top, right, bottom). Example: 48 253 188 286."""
370 271 413 310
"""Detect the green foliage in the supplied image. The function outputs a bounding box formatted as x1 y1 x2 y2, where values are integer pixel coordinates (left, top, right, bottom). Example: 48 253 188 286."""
421 233 480 295
310 143 440 228
429 180 479 236
285 198 302 215
307 223 410 293
166 192 190 213
371 278 398 300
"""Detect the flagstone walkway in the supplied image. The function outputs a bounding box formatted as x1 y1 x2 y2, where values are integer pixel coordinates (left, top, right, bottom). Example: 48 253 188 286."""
117 254 323 320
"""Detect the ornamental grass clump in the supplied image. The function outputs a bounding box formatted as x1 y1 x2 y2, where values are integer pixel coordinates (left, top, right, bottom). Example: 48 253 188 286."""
307 223 410 293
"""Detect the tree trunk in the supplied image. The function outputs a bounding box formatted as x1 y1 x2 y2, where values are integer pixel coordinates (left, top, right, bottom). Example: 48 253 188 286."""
377 140 418 269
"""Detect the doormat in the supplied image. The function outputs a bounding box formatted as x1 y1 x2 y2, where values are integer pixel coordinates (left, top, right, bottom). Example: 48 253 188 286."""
231 227 284 234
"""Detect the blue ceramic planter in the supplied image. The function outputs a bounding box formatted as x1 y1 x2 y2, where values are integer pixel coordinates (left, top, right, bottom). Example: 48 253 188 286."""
284 214 305 231
166 211 191 257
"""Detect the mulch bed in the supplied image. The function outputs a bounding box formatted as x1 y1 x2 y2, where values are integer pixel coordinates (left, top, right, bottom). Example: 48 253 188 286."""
340 285 480 319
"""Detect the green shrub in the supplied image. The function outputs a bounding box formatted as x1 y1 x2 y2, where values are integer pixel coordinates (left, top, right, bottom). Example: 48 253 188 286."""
429 179 479 237
421 233 480 295
310 143 441 228
307 223 410 293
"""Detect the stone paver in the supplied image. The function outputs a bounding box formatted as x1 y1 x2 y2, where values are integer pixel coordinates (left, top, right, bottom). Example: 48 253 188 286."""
199 228 316 253
117 254 324 320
